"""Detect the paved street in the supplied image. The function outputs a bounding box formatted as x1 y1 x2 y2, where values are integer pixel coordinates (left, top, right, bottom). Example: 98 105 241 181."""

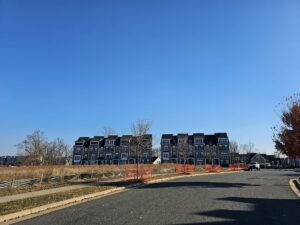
14 170 300 225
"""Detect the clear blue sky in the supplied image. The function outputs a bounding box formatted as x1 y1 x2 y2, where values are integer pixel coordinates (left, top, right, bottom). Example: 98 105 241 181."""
1 0 300 155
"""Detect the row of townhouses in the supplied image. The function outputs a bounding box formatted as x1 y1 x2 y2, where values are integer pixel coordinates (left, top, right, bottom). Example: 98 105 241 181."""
72 135 152 165
161 133 230 166
72 132 230 166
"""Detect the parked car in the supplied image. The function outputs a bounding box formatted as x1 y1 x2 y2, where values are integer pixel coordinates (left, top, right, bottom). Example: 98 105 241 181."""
247 162 260 170
265 163 271 168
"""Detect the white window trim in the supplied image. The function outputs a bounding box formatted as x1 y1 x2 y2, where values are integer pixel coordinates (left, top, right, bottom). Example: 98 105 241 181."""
163 152 169 160
162 139 170 145
121 153 128 160
74 155 81 162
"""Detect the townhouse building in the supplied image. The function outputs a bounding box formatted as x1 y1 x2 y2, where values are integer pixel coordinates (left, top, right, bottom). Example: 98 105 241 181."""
161 133 230 166
72 134 152 165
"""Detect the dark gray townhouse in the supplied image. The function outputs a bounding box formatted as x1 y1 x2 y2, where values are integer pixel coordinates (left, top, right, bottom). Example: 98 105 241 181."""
161 133 230 166
72 134 152 165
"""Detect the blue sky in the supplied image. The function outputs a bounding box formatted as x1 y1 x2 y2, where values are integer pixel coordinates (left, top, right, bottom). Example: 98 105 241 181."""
1 0 300 155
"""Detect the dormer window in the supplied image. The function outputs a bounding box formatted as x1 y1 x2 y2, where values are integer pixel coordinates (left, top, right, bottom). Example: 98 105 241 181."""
194 138 203 144
162 139 170 145
90 142 99 145
218 138 228 144
105 140 115 145
75 142 84 146
178 139 185 144
121 140 129 145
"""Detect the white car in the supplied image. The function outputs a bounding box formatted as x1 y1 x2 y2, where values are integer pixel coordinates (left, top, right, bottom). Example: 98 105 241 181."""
247 162 260 170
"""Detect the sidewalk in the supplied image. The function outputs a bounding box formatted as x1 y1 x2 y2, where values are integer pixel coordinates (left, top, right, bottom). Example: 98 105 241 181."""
0 179 124 204
0 172 218 204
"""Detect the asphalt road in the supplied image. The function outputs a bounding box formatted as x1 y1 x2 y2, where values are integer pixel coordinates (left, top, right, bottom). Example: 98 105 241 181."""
14 170 300 225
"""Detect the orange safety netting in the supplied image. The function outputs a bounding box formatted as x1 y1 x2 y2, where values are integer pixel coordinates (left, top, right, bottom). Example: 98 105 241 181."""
124 165 152 181
229 163 247 170
175 165 195 174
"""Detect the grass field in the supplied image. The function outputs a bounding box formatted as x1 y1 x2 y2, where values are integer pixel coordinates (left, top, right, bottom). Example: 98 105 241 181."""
0 185 119 216
0 164 177 181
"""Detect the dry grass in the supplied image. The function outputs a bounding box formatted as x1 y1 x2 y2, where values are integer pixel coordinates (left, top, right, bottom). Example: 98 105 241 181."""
0 164 177 181
0 182 73 197
0 185 114 216
0 180 139 216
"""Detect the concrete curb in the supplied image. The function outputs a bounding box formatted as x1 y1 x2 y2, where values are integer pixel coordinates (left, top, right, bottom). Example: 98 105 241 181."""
0 170 240 223
0 184 139 224
289 178 300 198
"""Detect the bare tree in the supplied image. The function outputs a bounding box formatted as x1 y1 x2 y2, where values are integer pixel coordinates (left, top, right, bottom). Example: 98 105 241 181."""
45 138 71 165
240 142 255 154
103 127 116 136
17 130 47 165
17 130 71 165
152 147 161 158
229 140 239 164
131 119 151 179
177 141 189 164
229 141 239 154
246 142 255 153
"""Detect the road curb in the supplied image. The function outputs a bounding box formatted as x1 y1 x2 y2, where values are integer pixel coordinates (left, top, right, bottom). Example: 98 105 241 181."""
0 170 240 223
0 184 138 224
289 178 300 198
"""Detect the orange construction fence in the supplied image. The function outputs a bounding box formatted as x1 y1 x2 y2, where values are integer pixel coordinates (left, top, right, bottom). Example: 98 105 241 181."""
175 164 195 174
195 164 222 172
205 164 221 172
229 163 247 170
124 165 152 182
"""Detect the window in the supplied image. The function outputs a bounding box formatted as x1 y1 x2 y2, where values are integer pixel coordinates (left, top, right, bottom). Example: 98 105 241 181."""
90 142 98 145
162 139 170 145
75 142 83 146
90 154 96 160
178 139 185 144
163 152 169 160
105 140 114 145
121 153 128 160
164 146 169 151
74 155 81 162
121 141 129 145
218 138 228 144
195 138 203 144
